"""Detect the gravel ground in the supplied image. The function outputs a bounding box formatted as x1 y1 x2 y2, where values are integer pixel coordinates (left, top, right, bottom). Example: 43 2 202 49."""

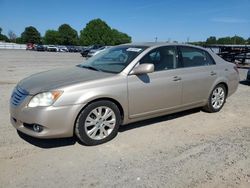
0 50 250 188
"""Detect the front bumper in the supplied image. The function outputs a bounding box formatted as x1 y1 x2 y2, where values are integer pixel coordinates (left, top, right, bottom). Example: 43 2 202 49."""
10 98 84 139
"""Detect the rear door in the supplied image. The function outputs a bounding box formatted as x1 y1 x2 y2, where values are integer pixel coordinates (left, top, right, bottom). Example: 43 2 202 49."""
178 46 217 105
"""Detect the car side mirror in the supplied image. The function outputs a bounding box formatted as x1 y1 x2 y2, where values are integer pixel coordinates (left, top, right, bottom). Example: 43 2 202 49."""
130 63 154 75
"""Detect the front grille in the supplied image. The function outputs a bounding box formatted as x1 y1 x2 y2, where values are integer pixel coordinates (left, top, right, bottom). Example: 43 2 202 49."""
11 86 29 106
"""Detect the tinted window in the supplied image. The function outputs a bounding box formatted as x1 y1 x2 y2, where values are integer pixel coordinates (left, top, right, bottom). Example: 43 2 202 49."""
140 46 178 71
179 47 215 68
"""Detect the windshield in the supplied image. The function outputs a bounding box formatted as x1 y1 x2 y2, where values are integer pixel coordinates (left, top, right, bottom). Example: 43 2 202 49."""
78 45 147 73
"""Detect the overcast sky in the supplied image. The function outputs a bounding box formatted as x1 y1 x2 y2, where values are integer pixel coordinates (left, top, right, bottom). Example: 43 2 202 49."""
0 0 249 42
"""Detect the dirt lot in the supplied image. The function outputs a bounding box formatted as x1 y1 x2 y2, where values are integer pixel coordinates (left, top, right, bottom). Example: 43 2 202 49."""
0 50 250 188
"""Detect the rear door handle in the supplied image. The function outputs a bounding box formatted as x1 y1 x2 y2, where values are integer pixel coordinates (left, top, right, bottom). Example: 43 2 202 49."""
210 71 217 76
173 76 182 81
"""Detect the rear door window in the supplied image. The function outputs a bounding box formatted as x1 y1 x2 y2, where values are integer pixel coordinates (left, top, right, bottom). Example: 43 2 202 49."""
179 47 215 68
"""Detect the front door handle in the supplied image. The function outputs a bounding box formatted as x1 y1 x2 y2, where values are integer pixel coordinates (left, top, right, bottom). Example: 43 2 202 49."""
173 76 182 81
210 71 217 76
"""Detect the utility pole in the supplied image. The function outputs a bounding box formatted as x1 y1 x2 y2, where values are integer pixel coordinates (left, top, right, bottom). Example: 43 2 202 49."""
155 37 158 42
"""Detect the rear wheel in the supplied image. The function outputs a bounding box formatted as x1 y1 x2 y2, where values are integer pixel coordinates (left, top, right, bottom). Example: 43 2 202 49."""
203 84 226 113
75 100 121 145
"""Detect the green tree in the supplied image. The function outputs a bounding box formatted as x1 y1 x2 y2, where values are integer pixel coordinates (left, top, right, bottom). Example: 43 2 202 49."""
112 29 131 45
80 18 131 45
58 24 78 45
15 37 23 44
0 27 9 42
247 37 250 44
21 26 41 44
231 35 245 44
43 30 61 44
80 19 112 45
190 41 205 46
206 36 217 45
217 37 232 44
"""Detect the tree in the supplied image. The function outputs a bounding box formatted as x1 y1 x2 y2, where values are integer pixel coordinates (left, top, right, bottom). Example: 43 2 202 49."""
15 37 23 44
58 24 78 45
0 27 9 42
112 29 131 45
0 34 9 42
217 37 232 44
80 18 131 45
80 19 112 45
8 30 17 42
43 30 61 45
206 36 217 45
247 38 250 44
21 26 41 44
231 35 245 44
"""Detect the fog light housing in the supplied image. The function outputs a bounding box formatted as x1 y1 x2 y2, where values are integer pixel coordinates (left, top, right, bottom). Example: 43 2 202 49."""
33 124 43 132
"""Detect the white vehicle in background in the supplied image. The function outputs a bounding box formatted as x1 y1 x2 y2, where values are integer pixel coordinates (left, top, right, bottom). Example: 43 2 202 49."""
47 45 59 52
58 46 68 52
87 46 111 57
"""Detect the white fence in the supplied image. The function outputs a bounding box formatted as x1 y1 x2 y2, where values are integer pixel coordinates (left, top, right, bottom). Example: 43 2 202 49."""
0 42 26 50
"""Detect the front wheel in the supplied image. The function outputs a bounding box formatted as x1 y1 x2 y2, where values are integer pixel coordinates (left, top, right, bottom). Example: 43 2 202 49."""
203 84 226 113
75 100 121 145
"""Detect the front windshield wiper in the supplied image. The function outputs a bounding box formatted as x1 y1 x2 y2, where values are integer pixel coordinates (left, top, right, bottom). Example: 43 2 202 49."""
77 65 102 72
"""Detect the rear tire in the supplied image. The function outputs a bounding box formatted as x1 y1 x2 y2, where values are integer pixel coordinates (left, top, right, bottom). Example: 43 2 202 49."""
75 100 121 146
203 84 226 113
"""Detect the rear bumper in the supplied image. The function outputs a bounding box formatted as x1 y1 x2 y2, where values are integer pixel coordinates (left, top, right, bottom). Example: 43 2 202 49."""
10 102 84 139
247 73 250 81
228 74 240 97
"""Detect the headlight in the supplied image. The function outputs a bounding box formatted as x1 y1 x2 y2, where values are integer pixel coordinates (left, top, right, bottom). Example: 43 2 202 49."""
28 91 63 107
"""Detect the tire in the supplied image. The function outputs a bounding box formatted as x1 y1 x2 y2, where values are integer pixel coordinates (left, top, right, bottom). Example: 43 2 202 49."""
75 100 121 145
203 84 226 113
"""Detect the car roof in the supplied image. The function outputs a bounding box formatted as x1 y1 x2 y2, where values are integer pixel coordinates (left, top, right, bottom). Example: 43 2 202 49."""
121 42 205 50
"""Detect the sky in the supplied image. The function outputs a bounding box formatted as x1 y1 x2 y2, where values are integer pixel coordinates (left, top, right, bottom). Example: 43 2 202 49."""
0 0 249 42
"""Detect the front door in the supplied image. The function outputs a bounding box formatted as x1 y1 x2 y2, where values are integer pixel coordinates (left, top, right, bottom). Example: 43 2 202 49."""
127 46 182 118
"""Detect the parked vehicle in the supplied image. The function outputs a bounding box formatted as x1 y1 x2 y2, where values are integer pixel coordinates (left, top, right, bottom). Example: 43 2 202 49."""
35 44 45 51
247 69 250 82
80 45 103 57
26 43 35 50
67 46 82 53
10 43 239 145
58 46 68 52
47 45 59 52
87 46 111 57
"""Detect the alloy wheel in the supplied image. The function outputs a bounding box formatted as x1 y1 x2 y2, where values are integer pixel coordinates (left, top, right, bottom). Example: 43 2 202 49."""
211 87 225 110
84 106 116 140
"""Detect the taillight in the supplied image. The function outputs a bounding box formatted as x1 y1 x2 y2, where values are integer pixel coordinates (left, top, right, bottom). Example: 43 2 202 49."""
233 65 239 74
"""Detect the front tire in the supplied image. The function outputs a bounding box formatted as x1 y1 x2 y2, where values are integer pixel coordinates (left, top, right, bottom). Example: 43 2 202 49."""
203 84 226 113
75 100 121 145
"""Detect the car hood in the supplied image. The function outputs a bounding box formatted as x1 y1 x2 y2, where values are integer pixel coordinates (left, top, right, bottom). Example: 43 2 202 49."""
18 66 114 95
